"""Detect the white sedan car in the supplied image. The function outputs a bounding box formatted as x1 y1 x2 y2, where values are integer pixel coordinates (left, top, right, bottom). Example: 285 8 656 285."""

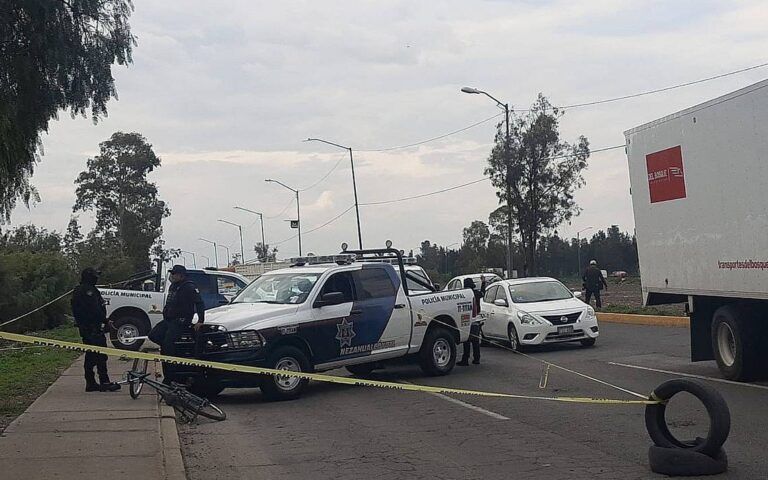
480 277 599 351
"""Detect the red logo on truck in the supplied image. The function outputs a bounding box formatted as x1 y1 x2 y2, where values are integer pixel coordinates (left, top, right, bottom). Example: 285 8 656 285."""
646 146 686 203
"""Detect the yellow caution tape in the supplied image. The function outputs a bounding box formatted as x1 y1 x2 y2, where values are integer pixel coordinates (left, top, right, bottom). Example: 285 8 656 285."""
0 330 658 405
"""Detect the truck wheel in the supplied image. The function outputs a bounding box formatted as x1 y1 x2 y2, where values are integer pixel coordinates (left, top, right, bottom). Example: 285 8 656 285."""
419 327 456 376
711 305 760 381
110 316 146 351
260 346 310 401
346 363 375 376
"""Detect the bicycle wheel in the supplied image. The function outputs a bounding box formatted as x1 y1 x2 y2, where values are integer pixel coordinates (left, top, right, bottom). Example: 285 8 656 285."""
196 401 226 421
129 358 148 399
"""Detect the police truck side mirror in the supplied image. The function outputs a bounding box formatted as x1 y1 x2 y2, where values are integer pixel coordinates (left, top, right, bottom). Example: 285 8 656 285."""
314 291 345 308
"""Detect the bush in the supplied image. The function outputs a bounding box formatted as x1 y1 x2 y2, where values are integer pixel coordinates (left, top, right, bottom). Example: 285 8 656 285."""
0 251 76 332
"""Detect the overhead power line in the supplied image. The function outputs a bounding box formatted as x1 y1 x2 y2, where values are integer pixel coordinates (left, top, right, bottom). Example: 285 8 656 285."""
360 144 625 206
299 153 346 191
271 205 356 246
560 61 768 109
265 197 296 219
349 61 768 152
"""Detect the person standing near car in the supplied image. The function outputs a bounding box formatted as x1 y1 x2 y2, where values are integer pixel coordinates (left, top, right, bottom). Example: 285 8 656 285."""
582 259 608 309
457 278 482 366
161 265 206 384
71 267 120 392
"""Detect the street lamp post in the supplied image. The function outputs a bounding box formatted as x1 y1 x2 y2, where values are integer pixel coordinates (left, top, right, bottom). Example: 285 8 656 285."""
462 86 513 278
180 250 196 268
576 227 593 277
265 179 301 255
233 206 266 261
305 138 363 249
217 244 231 266
200 255 210 267
218 219 244 265
199 238 218 268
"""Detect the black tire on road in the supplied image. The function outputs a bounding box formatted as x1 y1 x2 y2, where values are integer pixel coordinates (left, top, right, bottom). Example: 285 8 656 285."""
260 345 311 401
645 378 731 457
109 315 146 351
346 363 376 376
711 305 761 381
507 324 521 352
580 338 596 347
419 327 456 376
648 445 728 476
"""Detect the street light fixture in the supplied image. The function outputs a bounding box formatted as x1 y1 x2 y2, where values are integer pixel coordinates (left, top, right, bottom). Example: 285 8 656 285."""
200 254 210 267
180 250 196 268
233 206 267 261
199 238 218 268
218 219 245 265
265 179 301 255
577 227 594 276
462 85 513 278
304 138 363 250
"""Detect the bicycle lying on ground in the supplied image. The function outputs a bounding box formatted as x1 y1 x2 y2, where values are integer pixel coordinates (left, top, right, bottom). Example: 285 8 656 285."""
122 356 226 423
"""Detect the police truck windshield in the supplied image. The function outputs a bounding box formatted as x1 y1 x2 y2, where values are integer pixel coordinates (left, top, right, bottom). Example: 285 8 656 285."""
232 272 321 305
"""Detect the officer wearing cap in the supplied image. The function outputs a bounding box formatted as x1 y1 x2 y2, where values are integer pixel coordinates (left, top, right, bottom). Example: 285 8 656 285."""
71 267 120 392
160 265 206 384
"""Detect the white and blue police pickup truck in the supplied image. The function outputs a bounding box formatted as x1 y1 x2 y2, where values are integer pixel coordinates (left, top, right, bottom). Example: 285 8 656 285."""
195 249 474 401
101 267 249 351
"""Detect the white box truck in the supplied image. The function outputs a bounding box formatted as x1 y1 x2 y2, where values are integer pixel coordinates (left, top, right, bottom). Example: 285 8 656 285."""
625 79 768 381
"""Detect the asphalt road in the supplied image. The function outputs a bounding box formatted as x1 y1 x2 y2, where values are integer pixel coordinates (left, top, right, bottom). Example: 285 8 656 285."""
180 323 768 479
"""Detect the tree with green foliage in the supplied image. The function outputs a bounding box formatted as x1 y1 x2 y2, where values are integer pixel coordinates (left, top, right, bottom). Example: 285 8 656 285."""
485 94 590 275
254 242 278 263
457 220 490 274
73 132 170 272
0 225 74 331
0 0 136 220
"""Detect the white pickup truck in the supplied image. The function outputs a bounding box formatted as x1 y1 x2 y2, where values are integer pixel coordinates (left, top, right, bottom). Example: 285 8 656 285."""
102 267 249 351
193 249 474 400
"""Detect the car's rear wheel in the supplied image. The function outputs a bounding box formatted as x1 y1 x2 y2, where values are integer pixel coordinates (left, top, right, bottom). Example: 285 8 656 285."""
110 316 147 351
419 327 456 376
260 346 310 401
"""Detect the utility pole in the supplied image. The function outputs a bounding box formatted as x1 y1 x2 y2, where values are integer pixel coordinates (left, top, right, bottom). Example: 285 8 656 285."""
181 250 196 268
265 179 301 255
218 219 245 266
233 206 266 261
199 238 218 268
462 86 514 278
304 138 363 249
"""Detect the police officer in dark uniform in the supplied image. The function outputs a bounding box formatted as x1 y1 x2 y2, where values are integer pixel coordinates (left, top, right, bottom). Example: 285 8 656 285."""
71 267 121 392
582 259 608 308
161 265 206 384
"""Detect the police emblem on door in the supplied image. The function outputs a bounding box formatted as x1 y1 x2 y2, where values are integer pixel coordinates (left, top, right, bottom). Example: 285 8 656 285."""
335 318 356 347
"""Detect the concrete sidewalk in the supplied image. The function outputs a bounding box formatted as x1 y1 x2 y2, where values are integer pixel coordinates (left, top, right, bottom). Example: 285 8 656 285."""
0 356 186 480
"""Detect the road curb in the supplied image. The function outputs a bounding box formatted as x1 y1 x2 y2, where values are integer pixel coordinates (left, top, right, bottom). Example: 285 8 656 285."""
598 312 688 327
156 362 187 480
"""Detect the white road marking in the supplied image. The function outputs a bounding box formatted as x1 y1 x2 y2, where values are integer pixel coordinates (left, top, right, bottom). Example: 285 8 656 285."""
401 381 509 420
609 362 768 391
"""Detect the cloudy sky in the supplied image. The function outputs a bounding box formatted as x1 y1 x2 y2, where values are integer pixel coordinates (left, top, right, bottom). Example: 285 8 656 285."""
9 0 768 266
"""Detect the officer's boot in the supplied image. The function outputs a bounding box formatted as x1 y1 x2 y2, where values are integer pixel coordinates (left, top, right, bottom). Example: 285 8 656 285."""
85 369 99 392
98 375 121 392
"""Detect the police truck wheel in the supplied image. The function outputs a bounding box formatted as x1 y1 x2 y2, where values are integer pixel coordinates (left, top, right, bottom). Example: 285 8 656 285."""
110 316 146 351
711 305 760 381
419 327 456 376
260 346 310 401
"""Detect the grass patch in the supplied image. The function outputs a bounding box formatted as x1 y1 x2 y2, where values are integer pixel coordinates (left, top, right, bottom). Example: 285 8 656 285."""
0 321 81 431
600 304 685 316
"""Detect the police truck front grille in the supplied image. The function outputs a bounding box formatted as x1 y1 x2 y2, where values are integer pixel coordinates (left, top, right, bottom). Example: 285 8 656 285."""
542 312 582 325
202 332 232 352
